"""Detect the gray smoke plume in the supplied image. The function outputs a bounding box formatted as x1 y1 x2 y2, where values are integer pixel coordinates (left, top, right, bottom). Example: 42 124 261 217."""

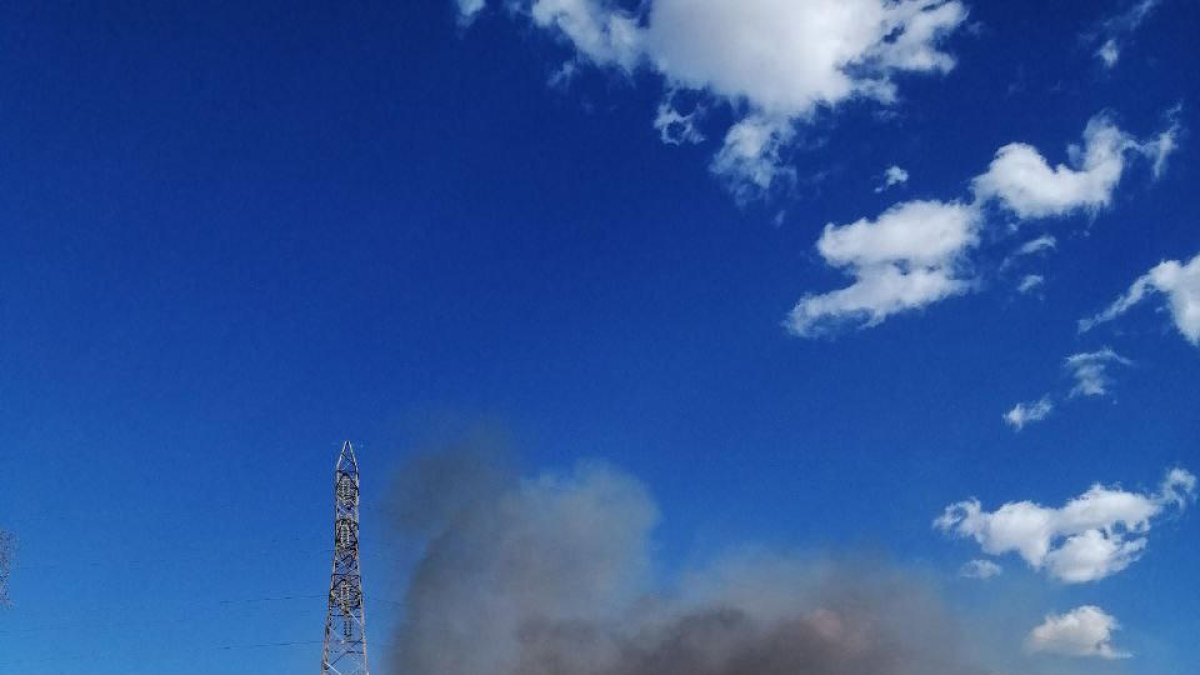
389 451 988 675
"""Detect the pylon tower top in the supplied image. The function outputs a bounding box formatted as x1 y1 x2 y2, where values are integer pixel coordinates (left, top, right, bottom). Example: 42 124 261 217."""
321 441 370 675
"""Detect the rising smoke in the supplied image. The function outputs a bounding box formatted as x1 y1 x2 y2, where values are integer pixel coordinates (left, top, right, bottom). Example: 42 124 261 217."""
387 447 993 675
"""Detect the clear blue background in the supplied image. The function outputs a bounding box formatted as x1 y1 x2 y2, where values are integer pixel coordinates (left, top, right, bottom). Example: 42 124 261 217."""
1 1 1197 672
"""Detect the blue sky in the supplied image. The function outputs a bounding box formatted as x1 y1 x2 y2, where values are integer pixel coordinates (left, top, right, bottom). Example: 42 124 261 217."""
1 0 1198 673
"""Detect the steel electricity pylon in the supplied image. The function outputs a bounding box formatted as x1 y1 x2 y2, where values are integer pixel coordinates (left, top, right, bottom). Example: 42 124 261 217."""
321 441 370 675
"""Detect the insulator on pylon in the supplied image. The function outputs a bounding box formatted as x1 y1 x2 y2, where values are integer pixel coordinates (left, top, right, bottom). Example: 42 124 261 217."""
336 518 358 550
336 472 358 503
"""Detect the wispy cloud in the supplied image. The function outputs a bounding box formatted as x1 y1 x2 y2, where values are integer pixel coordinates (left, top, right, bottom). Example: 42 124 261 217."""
1000 348 1130 432
1088 0 1164 69
1003 397 1054 430
1065 348 1132 397
1017 274 1045 294
958 559 1002 580
455 0 487 25
1096 39 1121 68
653 95 706 146
1016 235 1057 256
874 165 910 193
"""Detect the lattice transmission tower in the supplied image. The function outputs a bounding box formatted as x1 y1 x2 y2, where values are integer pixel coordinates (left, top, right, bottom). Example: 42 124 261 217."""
321 441 371 675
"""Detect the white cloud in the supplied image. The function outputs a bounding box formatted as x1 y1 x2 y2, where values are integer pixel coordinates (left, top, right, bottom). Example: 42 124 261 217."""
466 0 968 198
935 468 1197 583
787 265 969 336
466 0 1180 336
1081 250 1200 346
968 112 1175 222
786 200 979 336
644 0 965 113
971 115 1141 219
1097 38 1121 68
816 200 978 267
1018 274 1045 294
789 113 1175 337
1064 348 1131 397
1003 397 1053 430
874 165 910 193
1027 606 1129 659
959 559 1002 580
654 0 968 195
